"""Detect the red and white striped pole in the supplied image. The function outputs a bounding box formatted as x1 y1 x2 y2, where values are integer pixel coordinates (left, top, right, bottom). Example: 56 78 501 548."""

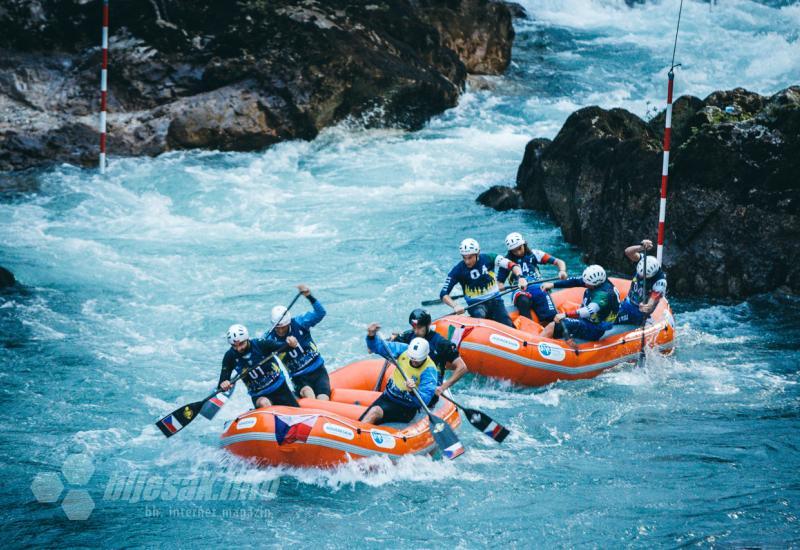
98 0 109 174
656 69 674 265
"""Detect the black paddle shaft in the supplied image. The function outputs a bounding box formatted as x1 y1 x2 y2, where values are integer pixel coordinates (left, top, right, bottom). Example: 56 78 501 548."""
637 244 649 367
440 394 510 443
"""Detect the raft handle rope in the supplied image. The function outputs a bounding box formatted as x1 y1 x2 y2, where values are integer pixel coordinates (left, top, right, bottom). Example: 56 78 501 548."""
446 315 667 354
247 409 440 442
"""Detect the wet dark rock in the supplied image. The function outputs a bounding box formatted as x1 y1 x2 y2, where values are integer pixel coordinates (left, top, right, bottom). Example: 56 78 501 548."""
414 0 514 74
476 185 523 210
499 2 528 19
0 0 514 171
0 266 15 288
497 86 800 298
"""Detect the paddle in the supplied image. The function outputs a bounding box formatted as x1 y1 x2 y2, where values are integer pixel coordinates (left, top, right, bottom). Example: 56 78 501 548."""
155 347 286 438
375 334 464 460
432 285 519 323
372 359 390 392
198 292 303 420
439 394 509 443
636 244 650 368
422 275 563 306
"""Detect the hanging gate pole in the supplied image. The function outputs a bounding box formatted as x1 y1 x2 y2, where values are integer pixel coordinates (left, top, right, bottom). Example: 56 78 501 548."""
99 0 109 174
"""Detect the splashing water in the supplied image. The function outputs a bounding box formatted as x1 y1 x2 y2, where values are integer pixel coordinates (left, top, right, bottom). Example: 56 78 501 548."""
1 0 799 546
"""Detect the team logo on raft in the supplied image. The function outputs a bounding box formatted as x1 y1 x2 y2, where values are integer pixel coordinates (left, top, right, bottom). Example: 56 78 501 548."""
489 334 520 351
537 342 566 362
322 423 355 441
370 429 396 450
236 417 257 430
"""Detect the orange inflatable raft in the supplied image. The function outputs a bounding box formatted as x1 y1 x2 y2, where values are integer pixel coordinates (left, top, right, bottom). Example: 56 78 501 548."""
434 277 676 387
220 359 461 468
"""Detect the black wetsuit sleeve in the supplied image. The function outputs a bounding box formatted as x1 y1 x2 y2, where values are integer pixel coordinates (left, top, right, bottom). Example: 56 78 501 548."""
395 330 414 344
437 340 460 364
252 339 290 358
219 350 235 387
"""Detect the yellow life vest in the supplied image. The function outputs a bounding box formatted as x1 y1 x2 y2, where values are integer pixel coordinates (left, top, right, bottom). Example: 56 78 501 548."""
390 353 437 391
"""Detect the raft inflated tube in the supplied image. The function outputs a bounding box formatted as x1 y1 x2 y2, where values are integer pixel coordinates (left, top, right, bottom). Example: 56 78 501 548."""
220 359 461 468
433 278 676 387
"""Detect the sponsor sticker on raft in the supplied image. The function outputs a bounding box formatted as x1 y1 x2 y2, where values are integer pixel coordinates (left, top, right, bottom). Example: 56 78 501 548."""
537 342 566 362
489 333 520 351
236 417 257 430
322 423 355 441
370 429 396 450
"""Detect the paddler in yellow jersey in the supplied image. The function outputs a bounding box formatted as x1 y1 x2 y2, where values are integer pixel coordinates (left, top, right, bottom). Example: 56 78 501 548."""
360 322 438 426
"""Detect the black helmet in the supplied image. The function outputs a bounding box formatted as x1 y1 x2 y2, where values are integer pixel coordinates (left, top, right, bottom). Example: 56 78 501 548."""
409 308 432 328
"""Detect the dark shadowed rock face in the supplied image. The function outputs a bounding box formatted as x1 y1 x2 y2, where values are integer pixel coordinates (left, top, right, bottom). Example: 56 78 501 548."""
0 266 15 288
476 185 522 210
0 0 514 171
506 86 800 299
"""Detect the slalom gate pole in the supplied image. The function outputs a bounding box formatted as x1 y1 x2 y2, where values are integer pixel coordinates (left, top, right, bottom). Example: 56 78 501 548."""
656 0 684 264
656 71 673 264
99 0 109 174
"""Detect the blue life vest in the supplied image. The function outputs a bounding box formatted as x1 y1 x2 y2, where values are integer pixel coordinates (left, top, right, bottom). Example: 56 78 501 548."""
264 299 326 377
627 269 667 305
225 340 285 396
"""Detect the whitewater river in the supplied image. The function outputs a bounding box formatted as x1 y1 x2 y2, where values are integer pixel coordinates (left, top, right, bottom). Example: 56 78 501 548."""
2 0 799 546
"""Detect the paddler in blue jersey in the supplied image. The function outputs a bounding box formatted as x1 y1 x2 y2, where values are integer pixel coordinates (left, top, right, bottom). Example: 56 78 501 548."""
218 324 299 409
263 284 331 401
360 322 438 426
615 239 668 325
539 265 620 341
498 231 568 323
440 238 527 328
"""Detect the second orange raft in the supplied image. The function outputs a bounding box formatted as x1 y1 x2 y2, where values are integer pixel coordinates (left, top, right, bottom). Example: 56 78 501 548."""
220 359 461 468
434 277 676 387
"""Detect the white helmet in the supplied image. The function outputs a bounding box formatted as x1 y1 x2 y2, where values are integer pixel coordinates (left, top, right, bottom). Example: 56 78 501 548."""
459 238 480 256
582 265 607 287
407 337 430 363
270 305 291 327
226 324 249 345
504 232 526 251
636 255 660 279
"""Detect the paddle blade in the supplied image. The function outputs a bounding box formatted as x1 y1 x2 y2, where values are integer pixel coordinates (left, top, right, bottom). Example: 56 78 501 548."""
428 415 464 460
199 387 233 420
155 400 203 438
420 298 443 306
464 408 510 443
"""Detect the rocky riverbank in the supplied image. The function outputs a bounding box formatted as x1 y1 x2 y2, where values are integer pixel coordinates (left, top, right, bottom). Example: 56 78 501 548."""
479 86 800 298
0 0 515 172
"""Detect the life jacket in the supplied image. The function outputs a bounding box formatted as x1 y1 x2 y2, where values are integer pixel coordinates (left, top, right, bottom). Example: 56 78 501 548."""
232 344 285 396
275 321 323 376
396 330 457 385
449 254 503 303
385 353 438 407
628 269 667 305
582 281 621 324
502 249 551 284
